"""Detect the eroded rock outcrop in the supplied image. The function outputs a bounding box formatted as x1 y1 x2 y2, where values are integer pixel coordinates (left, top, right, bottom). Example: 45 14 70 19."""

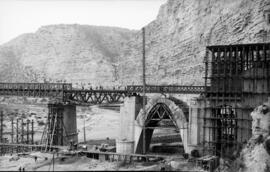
240 102 270 172
218 100 270 172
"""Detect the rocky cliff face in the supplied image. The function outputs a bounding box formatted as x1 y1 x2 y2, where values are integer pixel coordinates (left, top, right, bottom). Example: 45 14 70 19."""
0 0 269 86
118 0 270 86
217 101 270 172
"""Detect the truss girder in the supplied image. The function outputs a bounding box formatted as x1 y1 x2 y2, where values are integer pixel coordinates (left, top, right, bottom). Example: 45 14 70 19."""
145 103 177 128
63 90 128 105
0 83 206 105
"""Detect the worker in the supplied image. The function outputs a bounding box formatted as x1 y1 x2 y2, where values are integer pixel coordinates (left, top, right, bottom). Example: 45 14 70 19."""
69 139 74 151
34 156 37 162
74 142 78 150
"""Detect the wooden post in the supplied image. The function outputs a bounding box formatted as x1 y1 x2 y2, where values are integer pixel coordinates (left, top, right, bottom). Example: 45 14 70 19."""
142 27 146 154
84 114 86 143
27 120 29 144
16 119 19 143
16 119 19 152
11 118 14 143
31 120 34 144
21 119 24 144
0 111 3 143
52 151 55 171
0 111 3 156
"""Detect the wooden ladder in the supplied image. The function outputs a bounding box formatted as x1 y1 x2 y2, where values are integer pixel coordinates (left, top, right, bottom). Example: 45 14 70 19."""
44 112 57 152
40 122 47 144
49 112 58 150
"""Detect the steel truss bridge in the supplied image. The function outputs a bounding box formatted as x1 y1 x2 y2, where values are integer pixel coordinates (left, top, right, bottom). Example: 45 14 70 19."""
0 83 205 105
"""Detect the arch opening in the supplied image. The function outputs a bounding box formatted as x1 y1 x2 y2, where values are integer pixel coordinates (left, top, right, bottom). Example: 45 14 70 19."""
134 97 188 155
145 103 178 129
147 103 183 155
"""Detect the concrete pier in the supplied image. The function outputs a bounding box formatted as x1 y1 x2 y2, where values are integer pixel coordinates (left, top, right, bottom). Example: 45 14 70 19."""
117 96 143 154
63 104 77 145
48 103 77 146
187 98 205 154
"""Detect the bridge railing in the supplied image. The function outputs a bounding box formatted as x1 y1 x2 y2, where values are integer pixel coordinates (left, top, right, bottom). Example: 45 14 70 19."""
126 85 205 94
0 83 72 98
0 83 72 90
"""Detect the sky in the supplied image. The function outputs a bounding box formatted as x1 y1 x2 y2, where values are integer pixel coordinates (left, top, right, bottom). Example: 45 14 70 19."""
0 0 167 45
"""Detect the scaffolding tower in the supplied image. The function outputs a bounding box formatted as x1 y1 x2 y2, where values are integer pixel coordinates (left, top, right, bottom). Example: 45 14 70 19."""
202 42 270 156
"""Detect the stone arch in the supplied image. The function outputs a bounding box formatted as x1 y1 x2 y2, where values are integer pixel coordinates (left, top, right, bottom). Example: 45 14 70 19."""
134 96 189 154
168 96 189 121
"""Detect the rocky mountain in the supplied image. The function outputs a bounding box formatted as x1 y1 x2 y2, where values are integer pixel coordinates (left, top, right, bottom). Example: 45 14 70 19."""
0 25 136 86
0 0 269 86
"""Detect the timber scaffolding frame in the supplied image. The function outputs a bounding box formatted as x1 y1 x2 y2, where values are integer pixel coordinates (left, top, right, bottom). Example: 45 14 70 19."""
202 42 270 157
0 111 35 155
13 118 34 145
43 103 69 151
0 143 62 155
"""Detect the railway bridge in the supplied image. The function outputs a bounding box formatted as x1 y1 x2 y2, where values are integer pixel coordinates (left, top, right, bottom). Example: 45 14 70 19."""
0 82 205 154
0 83 204 104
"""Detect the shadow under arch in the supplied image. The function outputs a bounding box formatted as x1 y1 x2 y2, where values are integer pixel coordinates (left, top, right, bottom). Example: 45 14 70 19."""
134 96 189 154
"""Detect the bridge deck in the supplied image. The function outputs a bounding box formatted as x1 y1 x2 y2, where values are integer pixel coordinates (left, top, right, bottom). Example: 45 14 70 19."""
0 83 205 105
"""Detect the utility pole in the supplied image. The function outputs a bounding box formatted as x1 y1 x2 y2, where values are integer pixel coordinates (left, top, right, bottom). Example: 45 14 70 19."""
11 117 14 154
174 63 176 84
21 119 24 144
53 151 55 172
142 27 146 154
31 120 34 144
0 111 3 143
11 118 14 143
16 119 19 143
83 114 86 143
27 120 29 144
0 111 3 156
